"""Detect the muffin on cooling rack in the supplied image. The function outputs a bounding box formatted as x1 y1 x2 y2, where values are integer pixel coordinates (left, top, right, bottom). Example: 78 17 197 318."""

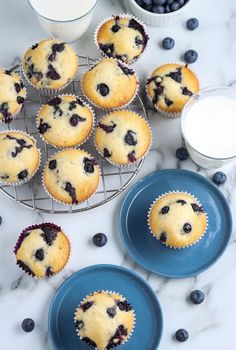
37 95 94 148
95 15 149 64
0 68 26 123
81 58 139 109
74 291 135 350
0 131 40 185
22 39 78 93
14 223 70 278
146 63 199 117
43 149 100 204
95 110 151 166
148 192 208 249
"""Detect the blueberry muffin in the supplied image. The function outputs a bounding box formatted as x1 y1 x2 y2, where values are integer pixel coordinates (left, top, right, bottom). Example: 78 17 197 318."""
96 15 149 64
95 110 151 165
146 64 199 116
81 58 138 109
74 291 135 350
22 39 78 91
14 223 70 278
0 131 40 184
0 68 27 123
43 149 100 204
37 95 94 148
148 192 208 248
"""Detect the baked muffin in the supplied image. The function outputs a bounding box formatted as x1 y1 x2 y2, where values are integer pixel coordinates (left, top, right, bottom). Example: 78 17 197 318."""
0 68 27 123
146 64 199 116
95 110 151 165
81 58 138 109
43 149 100 204
148 192 208 248
74 291 135 350
22 39 78 91
0 131 40 184
14 223 70 278
96 15 149 64
37 95 94 148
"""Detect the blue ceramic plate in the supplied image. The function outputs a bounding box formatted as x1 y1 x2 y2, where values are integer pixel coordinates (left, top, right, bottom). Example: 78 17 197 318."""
119 169 232 278
48 264 163 350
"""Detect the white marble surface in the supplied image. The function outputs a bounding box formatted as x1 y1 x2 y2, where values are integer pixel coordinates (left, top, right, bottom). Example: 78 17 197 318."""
0 0 236 349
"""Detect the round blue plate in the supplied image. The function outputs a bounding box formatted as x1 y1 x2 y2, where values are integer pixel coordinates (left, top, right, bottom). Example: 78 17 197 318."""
48 264 163 350
119 169 232 278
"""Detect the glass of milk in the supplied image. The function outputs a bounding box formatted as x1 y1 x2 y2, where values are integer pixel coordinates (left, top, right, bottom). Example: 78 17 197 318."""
181 86 236 169
28 0 98 42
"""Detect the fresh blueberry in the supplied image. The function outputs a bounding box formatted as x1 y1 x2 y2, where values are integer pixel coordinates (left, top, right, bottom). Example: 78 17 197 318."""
92 233 107 247
186 17 199 30
178 0 185 6
153 5 165 13
190 290 205 304
153 0 166 5
164 5 171 12
162 37 175 50
135 0 144 5
176 147 189 161
170 1 180 11
143 3 153 10
175 329 189 342
21 318 35 333
184 49 198 63
212 171 227 185
166 0 174 4
143 0 152 4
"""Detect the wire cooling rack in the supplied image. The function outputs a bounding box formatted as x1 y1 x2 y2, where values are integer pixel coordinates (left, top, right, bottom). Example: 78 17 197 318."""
0 55 148 214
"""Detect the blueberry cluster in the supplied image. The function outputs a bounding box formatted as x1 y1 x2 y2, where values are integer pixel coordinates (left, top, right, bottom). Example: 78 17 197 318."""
135 0 189 14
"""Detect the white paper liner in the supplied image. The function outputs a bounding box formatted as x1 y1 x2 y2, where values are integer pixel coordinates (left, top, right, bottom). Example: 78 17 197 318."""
74 290 136 350
36 94 95 149
147 191 209 249
0 129 41 186
94 14 149 65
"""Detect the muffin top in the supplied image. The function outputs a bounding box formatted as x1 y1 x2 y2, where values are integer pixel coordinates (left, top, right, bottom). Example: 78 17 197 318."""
43 149 100 204
81 58 138 109
149 192 207 248
75 291 135 350
95 110 151 165
146 64 199 114
14 223 70 278
0 68 26 123
0 131 40 184
37 95 94 148
22 39 78 89
97 16 149 64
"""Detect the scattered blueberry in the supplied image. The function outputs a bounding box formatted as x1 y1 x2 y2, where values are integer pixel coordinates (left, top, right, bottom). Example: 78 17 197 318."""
21 318 35 333
175 329 189 342
212 171 227 186
176 147 189 161
186 18 199 31
184 49 198 64
190 290 205 304
162 37 175 50
92 233 107 247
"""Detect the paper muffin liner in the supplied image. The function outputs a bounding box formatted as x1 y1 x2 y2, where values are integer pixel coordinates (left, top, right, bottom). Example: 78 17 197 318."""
14 222 71 279
94 110 152 168
74 290 136 350
0 129 41 186
36 94 95 149
42 148 101 206
146 63 200 118
94 14 149 65
147 190 209 249
80 57 140 111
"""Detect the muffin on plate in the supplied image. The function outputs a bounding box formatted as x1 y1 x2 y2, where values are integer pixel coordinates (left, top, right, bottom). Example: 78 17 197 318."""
14 223 70 278
0 68 27 123
0 131 40 185
37 95 94 148
22 39 78 92
95 110 151 166
74 291 135 350
146 63 199 117
96 15 149 64
148 192 208 248
43 149 100 204
81 58 139 109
